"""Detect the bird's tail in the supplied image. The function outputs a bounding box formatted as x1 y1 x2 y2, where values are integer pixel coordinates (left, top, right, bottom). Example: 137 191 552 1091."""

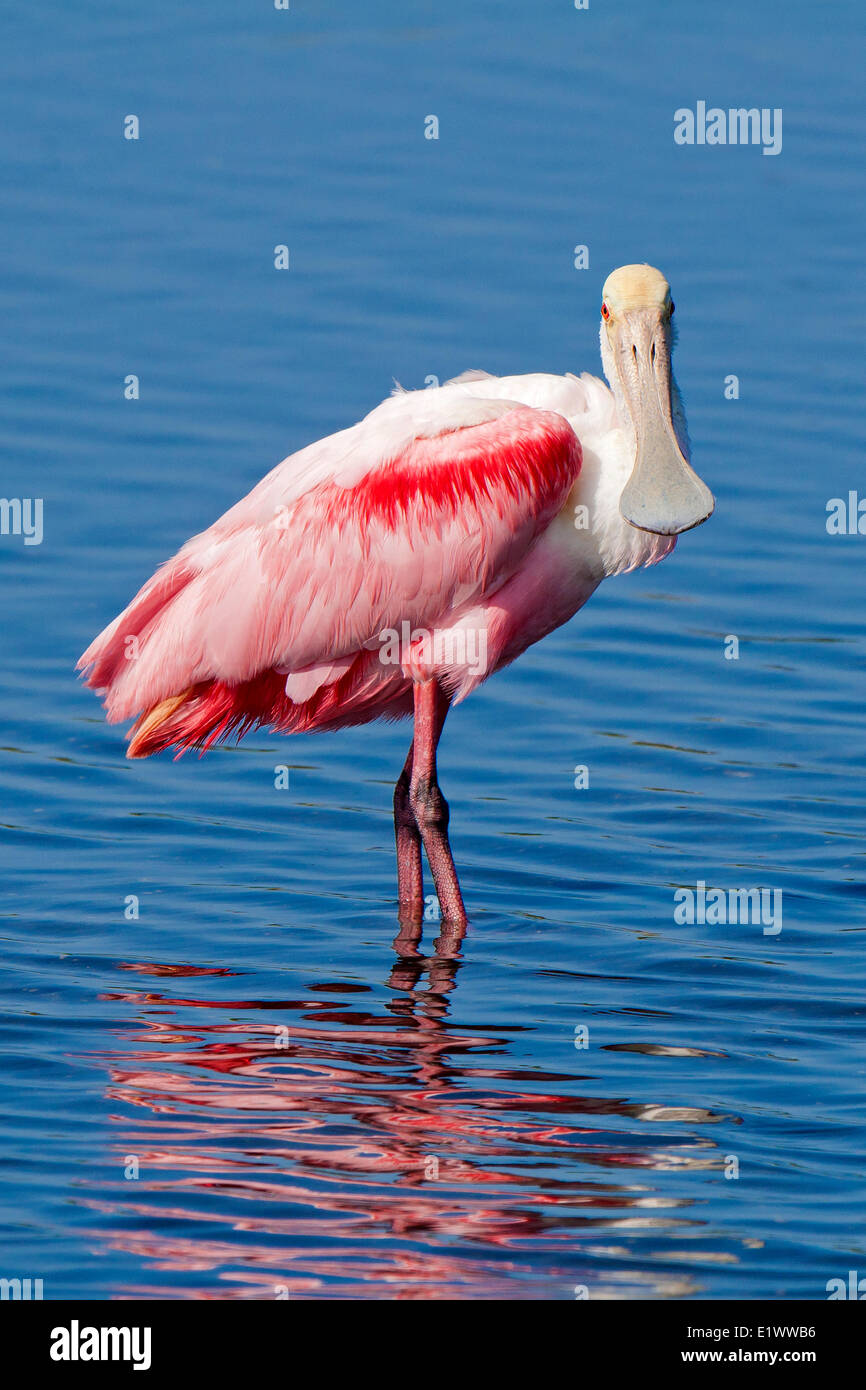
122 659 414 760
123 673 286 759
127 690 195 758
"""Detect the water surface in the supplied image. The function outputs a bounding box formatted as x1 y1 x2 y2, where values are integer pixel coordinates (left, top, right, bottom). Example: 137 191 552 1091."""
1 0 865 1299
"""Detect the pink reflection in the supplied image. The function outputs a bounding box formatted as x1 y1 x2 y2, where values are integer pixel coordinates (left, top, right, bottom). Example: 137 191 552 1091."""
83 938 724 1298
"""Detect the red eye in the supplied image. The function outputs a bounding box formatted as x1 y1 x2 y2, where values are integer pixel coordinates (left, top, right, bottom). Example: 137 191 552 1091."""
601 302 610 320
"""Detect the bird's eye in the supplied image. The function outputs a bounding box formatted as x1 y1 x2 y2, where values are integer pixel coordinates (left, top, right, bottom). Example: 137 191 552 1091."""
601 302 610 321
669 300 675 317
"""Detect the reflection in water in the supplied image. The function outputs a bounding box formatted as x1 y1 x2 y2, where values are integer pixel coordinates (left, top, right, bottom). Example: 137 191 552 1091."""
83 932 735 1299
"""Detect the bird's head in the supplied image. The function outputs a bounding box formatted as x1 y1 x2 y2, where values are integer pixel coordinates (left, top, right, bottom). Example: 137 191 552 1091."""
599 264 715 536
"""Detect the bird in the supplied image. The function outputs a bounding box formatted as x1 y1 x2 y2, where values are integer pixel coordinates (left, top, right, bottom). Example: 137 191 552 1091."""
79 263 714 929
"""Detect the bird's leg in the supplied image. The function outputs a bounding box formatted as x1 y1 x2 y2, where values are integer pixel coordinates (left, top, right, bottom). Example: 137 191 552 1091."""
409 679 468 927
394 743 424 920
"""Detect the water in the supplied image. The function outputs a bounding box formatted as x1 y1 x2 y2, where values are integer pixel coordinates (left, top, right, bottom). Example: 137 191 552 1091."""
1 0 865 1300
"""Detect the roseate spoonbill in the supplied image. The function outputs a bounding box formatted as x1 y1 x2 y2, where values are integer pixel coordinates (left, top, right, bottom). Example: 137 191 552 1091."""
79 264 714 927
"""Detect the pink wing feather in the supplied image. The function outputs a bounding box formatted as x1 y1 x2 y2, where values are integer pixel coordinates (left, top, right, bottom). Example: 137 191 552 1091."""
78 392 580 756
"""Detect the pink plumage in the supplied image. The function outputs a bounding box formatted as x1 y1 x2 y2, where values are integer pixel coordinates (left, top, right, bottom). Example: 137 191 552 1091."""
79 393 580 758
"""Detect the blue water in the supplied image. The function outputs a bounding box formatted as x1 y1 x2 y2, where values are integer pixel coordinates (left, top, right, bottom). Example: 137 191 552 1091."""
2 0 865 1300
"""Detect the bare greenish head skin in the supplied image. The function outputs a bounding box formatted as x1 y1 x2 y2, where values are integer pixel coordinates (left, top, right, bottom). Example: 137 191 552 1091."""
600 264 715 536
